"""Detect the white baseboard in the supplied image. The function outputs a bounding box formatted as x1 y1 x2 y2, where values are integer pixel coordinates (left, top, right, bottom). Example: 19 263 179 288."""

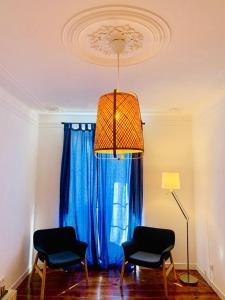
140 262 196 270
10 268 30 289
197 266 225 300
167 262 196 270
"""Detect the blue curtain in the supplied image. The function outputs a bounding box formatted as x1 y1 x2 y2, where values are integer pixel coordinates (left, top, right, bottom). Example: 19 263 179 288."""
128 154 143 239
59 123 143 268
97 154 132 268
59 123 71 227
59 124 98 265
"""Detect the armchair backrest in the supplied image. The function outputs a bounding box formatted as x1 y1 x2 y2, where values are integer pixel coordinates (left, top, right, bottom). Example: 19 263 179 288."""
133 226 175 254
33 226 76 253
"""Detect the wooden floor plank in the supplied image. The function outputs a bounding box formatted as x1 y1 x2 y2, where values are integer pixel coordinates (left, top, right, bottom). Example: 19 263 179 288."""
17 269 220 299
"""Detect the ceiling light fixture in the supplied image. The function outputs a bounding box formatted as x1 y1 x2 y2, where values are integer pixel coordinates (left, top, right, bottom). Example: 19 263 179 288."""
94 33 144 159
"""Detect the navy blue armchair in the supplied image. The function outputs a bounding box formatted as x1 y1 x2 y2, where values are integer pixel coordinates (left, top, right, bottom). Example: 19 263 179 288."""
120 226 177 297
30 226 88 299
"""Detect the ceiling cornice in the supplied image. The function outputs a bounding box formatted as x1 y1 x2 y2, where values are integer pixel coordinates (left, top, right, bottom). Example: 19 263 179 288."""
0 86 39 126
0 63 44 110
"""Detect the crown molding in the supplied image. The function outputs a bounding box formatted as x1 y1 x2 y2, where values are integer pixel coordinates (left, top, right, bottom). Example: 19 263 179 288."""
0 86 39 126
38 110 191 128
38 112 96 128
142 111 192 121
0 63 44 110
38 109 191 117
192 96 225 121
38 111 97 116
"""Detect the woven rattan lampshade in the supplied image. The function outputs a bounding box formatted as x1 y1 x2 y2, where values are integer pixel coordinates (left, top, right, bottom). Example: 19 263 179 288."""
94 89 144 158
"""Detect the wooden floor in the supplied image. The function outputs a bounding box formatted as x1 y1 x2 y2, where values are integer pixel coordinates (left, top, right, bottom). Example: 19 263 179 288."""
17 268 220 299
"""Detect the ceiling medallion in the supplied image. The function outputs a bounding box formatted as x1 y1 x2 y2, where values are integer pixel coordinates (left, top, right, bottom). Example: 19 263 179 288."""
88 24 143 56
62 5 171 66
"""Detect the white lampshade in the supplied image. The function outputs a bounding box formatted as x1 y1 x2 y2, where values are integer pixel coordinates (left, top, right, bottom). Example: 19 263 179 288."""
161 172 180 191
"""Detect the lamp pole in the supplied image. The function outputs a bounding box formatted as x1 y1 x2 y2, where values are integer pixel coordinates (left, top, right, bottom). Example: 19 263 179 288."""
171 191 198 285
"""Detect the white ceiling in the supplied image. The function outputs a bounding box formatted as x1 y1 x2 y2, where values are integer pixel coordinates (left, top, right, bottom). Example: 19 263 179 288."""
0 0 225 114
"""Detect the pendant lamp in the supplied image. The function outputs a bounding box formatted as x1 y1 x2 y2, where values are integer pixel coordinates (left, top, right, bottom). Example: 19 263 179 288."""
94 36 144 159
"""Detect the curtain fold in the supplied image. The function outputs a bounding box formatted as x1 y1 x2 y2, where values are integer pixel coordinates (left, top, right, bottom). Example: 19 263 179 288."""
128 154 143 239
59 123 143 269
97 154 132 268
59 124 98 265
59 123 71 227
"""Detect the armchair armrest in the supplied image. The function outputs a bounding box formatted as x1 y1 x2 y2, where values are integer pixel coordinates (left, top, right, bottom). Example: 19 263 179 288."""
122 240 138 260
160 245 174 261
71 240 88 258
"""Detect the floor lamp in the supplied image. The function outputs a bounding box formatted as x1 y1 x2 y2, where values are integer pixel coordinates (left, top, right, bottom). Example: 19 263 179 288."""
161 172 198 285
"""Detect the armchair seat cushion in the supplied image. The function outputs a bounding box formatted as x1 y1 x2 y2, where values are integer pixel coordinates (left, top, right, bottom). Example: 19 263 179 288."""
129 251 162 268
48 251 82 268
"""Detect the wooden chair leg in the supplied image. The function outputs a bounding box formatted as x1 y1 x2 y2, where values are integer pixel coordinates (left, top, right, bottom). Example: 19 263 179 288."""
29 253 38 284
170 253 177 281
133 265 137 279
83 256 89 285
162 259 168 298
120 258 126 287
40 260 47 300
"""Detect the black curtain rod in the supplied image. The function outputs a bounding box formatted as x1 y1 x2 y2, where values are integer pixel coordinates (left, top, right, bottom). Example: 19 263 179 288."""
61 122 96 125
61 122 145 125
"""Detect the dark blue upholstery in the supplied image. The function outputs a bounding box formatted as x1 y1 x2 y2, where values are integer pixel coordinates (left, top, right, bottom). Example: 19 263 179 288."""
129 251 161 268
48 251 80 268
122 226 175 268
33 226 88 269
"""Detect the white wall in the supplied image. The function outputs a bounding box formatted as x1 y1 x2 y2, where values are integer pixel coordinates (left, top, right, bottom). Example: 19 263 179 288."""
143 114 195 268
0 87 38 288
193 98 225 299
35 113 96 229
36 112 195 268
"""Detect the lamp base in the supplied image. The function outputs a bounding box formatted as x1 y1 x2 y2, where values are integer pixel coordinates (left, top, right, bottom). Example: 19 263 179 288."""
179 273 198 285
